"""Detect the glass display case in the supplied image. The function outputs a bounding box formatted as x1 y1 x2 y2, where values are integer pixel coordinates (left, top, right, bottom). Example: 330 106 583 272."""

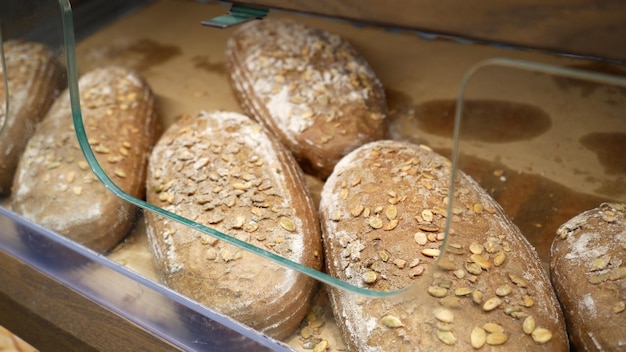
1 0 625 351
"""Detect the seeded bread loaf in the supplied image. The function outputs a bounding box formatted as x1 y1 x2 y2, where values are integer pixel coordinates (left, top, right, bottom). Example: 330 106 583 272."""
319 140 568 351
144 111 323 340
0 40 63 195
226 19 387 179
12 66 158 252
550 203 626 351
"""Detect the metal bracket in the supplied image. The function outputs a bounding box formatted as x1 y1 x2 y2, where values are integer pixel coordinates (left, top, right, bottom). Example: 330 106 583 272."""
201 3 268 29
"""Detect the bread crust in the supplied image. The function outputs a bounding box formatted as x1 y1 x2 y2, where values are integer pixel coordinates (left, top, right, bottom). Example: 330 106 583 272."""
226 19 387 179
144 111 323 340
320 140 568 351
550 203 626 351
0 40 63 195
12 66 158 252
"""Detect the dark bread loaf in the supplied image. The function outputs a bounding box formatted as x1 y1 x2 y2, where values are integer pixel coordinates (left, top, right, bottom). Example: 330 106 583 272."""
319 140 568 351
0 40 63 195
12 66 158 252
144 111 323 340
226 18 387 179
551 203 626 351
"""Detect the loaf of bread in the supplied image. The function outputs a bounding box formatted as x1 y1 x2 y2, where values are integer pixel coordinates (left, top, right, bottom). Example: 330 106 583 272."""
0 40 63 195
319 140 568 351
144 111 323 340
226 19 387 179
12 66 158 253
550 203 626 351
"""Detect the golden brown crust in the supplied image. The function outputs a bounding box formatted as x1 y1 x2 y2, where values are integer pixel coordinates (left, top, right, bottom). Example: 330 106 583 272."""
226 19 387 179
320 140 568 351
0 40 64 195
144 111 323 340
11 66 158 252
550 203 626 351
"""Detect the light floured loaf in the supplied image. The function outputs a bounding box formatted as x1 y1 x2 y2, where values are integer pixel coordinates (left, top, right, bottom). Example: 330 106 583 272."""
144 111 323 340
12 66 158 252
551 203 626 351
319 140 568 351
0 40 63 195
226 19 387 179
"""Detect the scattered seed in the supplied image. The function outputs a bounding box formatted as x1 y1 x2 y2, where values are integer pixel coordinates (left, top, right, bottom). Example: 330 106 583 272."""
422 248 441 257
465 262 483 275
433 308 454 323
473 203 484 214
114 169 126 178
409 266 425 278
437 258 457 271
486 332 508 345
493 252 506 266
508 273 528 287
483 323 504 333
523 316 535 335
523 295 535 308
279 217 296 232
369 216 383 229
362 271 378 284
379 250 389 262
309 318 325 329
470 253 491 269
421 209 434 222
313 340 328 352
472 291 484 304
384 219 399 231
427 286 448 298
454 287 472 296
440 296 462 309
205 248 217 260
483 297 502 311
385 205 398 220
351 204 364 217
381 315 404 328
453 269 465 279
470 326 487 349
72 186 82 195
436 330 456 345
496 284 512 296
469 243 483 254
531 328 552 344
590 255 611 271
393 259 407 269
414 232 428 245
221 249 232 262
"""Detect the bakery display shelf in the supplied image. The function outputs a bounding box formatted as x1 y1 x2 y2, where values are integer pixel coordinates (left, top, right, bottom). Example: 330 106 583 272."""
1 0 625 350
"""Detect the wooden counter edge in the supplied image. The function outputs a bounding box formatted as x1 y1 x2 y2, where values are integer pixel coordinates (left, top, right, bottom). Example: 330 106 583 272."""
0 249 182 352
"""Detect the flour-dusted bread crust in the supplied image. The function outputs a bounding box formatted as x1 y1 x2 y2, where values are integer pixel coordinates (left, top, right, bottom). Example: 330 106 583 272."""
12 66 158 252
226 19 387 179
320 140 568 351
144 111 323 340
550 203 626 351
0 40 63 195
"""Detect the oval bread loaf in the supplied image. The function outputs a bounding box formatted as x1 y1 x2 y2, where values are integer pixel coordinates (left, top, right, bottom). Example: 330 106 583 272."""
226 18 387 179
144 111 323 340
319 140 568 351
12 66 158 252
550 203 626 351
0 40 63 195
